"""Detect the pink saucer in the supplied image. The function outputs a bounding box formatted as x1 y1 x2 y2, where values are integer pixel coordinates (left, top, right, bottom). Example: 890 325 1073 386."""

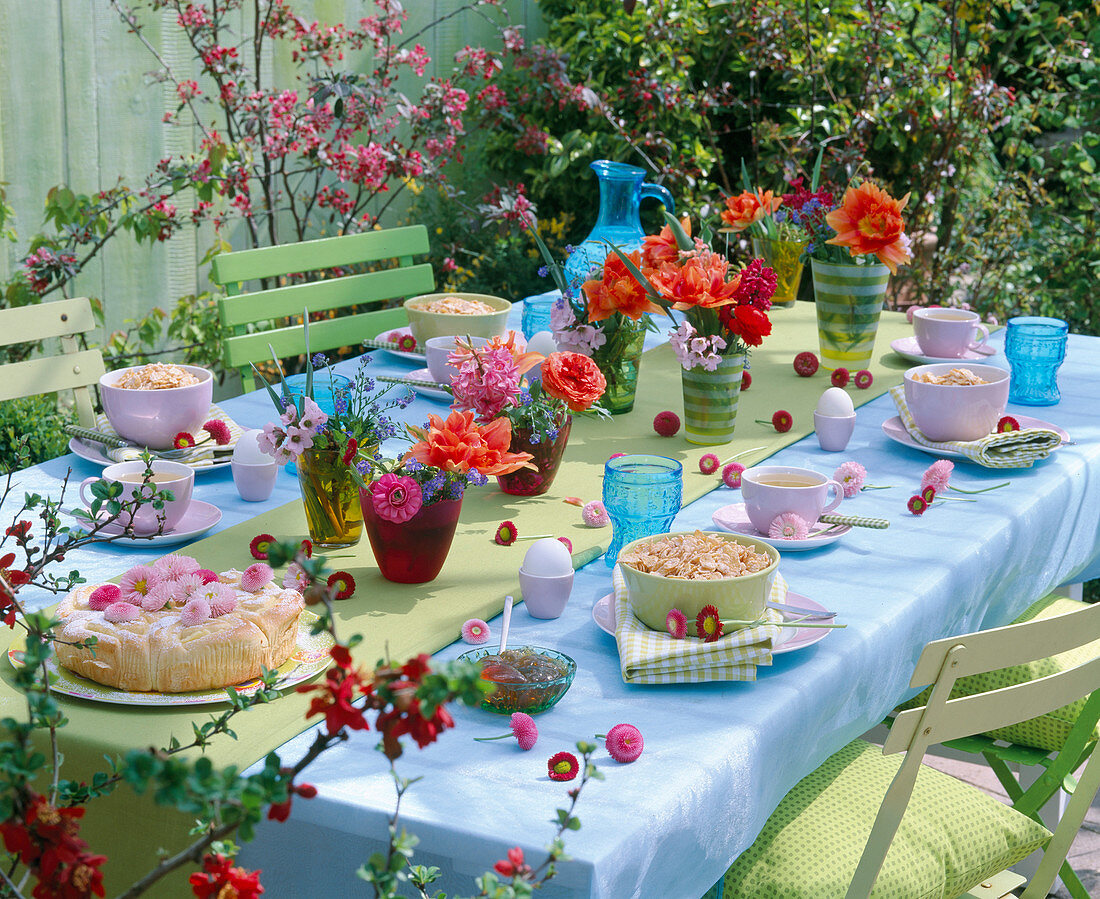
93 500 222 547
710 503 850 551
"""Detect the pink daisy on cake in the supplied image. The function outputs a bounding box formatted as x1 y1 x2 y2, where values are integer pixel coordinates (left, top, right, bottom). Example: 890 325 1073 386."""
119 565 160 605
175 573 205 596
179 598 211 627
154 554 201 582
191 582 238 617
240 563 274 593
142 581 182 612
104 601 141 624
87 584 122 611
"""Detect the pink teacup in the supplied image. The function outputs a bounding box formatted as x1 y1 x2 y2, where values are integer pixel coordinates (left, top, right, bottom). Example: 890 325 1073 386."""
912 308 990 359
78 460 194 535
740 466 844 534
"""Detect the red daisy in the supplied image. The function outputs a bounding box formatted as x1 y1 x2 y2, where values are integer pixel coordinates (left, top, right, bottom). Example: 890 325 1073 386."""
768 410 793 433
202 419 233 445
698 453 720 475
653 410 681 437
741 370 752 391
921 485 936 504
997 416 1020 433
495 521 518 546
249 534 275 560
793 351 819 377
327 571 356 600
907 495 929 515
341 437 359 466
173 431 196 449
696 604 724 642
831 368 851 388
854 370 874 389
300 539 313 558
558 537 573 553
397 333 418 352
547 751 580 781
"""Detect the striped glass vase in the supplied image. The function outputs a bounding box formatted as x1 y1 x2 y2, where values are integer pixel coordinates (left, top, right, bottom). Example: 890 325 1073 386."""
810 259 891 370
680 354 745 446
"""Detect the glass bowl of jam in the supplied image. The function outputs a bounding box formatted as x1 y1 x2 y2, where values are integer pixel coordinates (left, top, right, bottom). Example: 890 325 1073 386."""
458 645 576 714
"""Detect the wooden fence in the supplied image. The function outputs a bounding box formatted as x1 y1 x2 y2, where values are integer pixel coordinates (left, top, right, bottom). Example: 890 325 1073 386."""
0 0 545 337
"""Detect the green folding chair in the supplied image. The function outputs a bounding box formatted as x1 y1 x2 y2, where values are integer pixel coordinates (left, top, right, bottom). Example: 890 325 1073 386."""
894 593 1098 898
210 226 434 390
707 599 1100 899
0 297 105 427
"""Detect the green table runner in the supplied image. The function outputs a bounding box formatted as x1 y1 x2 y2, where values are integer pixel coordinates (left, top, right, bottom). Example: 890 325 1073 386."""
0 305 916 895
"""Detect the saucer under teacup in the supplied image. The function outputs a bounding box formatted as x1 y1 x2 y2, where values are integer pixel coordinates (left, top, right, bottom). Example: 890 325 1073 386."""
710 503 851 552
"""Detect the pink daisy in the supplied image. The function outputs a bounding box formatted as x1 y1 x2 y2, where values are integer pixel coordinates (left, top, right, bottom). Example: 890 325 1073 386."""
175 573 205 596
834 461 867 498
119 565 160 604
141 581 181 612
208 593 238 617
698 453 720 475
103 601 141 624
921 460 954 492
558 537 573 553
179 598 211 627
582 501 610 528
87 584 121 611
769 512 810 540
510 713 538 751
461 618 491 645
722 462 745 489
603 723 644 763
240 562 274 593
154 554 201 582
283 563 309 592
666 608 687 639
202 419 233 445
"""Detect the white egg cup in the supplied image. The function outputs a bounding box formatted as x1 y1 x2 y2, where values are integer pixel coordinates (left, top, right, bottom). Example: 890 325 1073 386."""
814 411 857 452
518 568 574 619
232 459 278 502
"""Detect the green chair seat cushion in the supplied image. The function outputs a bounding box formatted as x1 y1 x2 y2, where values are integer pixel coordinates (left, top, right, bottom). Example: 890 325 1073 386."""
898 596 1100 753
716 739 1050 899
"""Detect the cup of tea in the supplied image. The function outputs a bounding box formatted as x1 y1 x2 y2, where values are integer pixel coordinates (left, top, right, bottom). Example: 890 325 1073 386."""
912 308 990 359
79 460 195 535
740 466 843 534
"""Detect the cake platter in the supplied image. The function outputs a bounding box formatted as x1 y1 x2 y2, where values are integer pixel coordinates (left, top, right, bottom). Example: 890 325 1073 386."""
7 610 332 706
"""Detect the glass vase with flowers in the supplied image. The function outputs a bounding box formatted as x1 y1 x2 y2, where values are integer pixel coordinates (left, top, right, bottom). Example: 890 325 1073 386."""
357 410 535 583
253 322 414 548
721 166 835 308
622 214 778 445
527 221 670 415
447 332 608 496
800 178 913 370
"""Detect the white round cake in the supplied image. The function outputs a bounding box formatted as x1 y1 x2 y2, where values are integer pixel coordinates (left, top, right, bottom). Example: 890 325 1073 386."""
53 563 304 694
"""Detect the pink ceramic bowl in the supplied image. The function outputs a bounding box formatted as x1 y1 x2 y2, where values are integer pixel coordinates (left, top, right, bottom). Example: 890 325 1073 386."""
99 364 214 449
903 363 1010 442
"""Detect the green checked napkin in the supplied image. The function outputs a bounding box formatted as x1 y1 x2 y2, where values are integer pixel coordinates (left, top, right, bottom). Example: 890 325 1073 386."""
88 405 244 467
888 386 1063 469
612 565 786 685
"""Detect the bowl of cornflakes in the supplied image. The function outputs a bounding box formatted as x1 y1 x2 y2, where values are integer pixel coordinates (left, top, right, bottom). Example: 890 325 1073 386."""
903 363 1009 442
403 293 512 345
99 363 214 449
617 530 780 633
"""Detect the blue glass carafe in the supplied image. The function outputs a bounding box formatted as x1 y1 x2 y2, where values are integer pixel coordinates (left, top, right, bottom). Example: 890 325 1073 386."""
562 160 675 288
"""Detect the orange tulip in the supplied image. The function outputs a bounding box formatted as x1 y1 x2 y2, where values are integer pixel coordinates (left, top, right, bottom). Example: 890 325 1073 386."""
652 254 739 311
405 410 534 476
720 189 781 233
641 217 692 270
825 181 912 274
581 250 664 323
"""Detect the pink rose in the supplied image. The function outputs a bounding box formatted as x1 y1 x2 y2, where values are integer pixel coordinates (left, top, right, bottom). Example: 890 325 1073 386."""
371 473 423 524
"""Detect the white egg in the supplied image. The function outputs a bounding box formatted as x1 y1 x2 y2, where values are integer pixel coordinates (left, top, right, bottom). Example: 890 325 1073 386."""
522 537 573 577
233 429 273 464
815 387 855 417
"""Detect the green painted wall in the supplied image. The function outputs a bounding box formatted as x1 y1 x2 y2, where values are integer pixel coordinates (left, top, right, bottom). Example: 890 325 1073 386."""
0 0 545 340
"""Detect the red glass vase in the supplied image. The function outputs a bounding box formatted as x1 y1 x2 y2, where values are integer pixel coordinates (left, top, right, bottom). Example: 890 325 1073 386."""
359 493 464 584
496 416 573 496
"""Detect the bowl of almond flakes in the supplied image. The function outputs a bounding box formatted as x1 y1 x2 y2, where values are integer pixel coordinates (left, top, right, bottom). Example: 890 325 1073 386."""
403 292 512 345
617 530 779 633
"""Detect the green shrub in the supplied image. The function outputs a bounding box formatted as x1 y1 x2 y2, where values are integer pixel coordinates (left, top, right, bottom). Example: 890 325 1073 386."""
0 395 74 471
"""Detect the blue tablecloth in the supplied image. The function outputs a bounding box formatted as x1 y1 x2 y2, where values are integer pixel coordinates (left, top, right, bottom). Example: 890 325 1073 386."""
10 309 1100 897
231 328 1100 898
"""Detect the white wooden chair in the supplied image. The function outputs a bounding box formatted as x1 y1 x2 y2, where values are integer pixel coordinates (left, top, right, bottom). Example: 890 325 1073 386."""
714 600 1100 899
0 297 105 427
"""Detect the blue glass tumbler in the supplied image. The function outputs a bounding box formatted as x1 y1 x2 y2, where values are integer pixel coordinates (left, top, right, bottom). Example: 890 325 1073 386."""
603 454 683 567
521 294 556 339
1004 316 1068 406
281 372 352 472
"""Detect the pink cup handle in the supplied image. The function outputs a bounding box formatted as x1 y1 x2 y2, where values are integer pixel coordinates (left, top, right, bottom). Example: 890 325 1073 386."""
78 476 100 509
821 480 844 515
969 323 990 349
